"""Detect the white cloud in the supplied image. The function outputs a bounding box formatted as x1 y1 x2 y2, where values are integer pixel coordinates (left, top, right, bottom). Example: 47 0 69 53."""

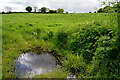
1 2 26 12
0 0 102 13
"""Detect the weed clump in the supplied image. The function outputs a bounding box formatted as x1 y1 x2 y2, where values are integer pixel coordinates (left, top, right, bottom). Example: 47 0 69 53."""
29 24 33 27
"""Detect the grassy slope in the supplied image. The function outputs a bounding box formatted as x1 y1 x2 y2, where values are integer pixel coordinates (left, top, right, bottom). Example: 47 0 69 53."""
2 13 119 78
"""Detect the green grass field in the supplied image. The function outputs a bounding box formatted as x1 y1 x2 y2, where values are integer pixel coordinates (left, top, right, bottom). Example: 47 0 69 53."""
2 13 120 78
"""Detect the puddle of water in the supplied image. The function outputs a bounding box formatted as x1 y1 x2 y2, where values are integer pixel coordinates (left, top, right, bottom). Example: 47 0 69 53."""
14 52 57 78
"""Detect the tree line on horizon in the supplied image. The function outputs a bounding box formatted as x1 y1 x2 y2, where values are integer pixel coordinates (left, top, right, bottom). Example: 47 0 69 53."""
1 1 120 14
1 6 66 14
25 6 65 14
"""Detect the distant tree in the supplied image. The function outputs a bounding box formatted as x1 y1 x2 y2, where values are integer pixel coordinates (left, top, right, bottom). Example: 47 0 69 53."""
38 9 41 12
89 12 92 13
49 10 57 13
2 12 5 14
57 8 64 13
94 11 96 13
40 7 49 13
57 8 60 13
5 7 12 12
66 11 68 14
25 6 32 12
34 7 37 12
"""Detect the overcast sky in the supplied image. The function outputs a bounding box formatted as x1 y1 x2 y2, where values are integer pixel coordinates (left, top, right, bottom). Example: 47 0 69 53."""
0 0 103 13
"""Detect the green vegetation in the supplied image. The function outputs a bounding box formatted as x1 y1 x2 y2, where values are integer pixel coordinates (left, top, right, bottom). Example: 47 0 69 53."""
40 7 49 13
97 1 120 13
25 6 32 13
2 13 120 78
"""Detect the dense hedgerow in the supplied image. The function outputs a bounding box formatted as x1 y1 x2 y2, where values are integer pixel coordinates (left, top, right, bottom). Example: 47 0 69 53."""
50 17 119 78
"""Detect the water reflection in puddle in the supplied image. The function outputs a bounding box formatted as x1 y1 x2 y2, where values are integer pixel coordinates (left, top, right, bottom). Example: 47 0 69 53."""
14 52 57 78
